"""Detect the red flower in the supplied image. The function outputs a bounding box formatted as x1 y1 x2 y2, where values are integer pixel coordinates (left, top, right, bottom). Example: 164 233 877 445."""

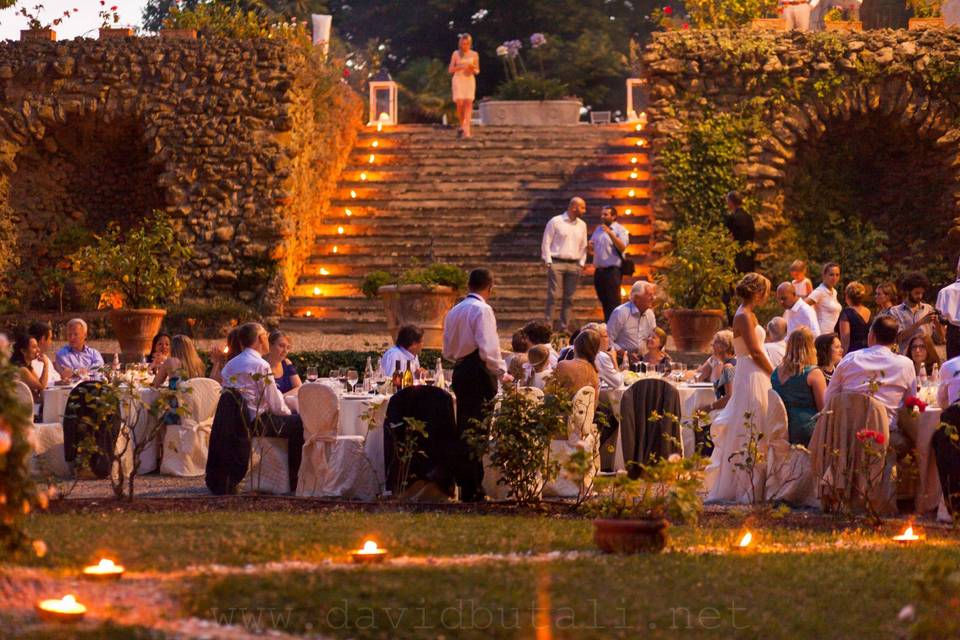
111 5 118 10
663 6 673 14
856 429 886 446
342 68 351 78
904 396 927 413
682 22 690 29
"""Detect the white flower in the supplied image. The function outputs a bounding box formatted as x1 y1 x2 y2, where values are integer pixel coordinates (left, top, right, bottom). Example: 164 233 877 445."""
668 453 681 463
496 45 509 57
897 604 915 622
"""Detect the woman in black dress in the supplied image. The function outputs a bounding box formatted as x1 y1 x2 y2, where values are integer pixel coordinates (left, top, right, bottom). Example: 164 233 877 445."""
837 281 871 354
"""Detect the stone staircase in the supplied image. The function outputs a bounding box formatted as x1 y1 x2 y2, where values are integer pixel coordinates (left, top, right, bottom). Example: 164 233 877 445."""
283 123 653 333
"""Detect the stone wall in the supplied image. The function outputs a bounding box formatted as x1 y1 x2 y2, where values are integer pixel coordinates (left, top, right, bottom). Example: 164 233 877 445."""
0 37 361 312
640 29 960 275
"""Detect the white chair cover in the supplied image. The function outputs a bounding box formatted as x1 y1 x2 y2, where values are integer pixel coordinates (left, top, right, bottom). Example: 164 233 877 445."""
15 381 70 478
160 378 221 476
247 436 290 494
517 386 545 402
544 386 598 499
296 383 379 499
763 389 818 507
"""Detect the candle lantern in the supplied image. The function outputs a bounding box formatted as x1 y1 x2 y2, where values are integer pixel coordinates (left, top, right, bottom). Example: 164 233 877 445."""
368 70 398 126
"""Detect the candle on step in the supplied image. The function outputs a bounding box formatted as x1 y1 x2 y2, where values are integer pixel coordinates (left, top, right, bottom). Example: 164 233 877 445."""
36 594 86 622
82 558 124 580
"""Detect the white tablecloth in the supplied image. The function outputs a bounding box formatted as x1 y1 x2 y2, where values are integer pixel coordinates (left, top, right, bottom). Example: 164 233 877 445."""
902 407 952 521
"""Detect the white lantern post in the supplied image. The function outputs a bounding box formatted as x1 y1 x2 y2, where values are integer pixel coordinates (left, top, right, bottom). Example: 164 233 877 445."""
368 70 398 126
626 78 647 123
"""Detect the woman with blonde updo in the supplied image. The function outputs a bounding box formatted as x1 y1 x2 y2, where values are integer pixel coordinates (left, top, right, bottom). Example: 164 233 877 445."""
706 272 775 504
837 281 871 354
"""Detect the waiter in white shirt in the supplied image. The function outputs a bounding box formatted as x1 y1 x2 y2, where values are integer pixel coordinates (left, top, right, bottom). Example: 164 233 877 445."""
442 268 509 500
221 322 304 492
781 0 818 31
542 197 588 331
777 282 820 337
936 257 960 359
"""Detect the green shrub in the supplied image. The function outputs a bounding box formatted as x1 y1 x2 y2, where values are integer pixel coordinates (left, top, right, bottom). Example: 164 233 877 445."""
287 349 446 375
360 271 394 299
492 77 570 101
165 297 262 338
660 223 741 310
360 263 467 299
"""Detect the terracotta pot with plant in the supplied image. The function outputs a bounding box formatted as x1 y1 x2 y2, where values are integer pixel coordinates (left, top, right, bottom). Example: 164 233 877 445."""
361 264 467 349
17 4 78 41
71 211 192 359
97 1 134 39
907 0 944 29
660 223 740 353
823 6 863 30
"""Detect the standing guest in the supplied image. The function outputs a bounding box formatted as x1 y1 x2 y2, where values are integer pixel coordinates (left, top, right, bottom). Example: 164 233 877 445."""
781 0 816 31
209 328 241 384
777 282 820 337
55 318 104 379
875 281 900 318
28 321 60 384
221 322 304 492
554 329 600 396
772 327 827 446
152 335 207 388
805 262 842 335
723 191 755 274
764 317 788 368
837 281 872 354
608 280 657 360
696 330 737 412
266 331 303 395
789 260 814 298
442 268 510 501
906 334 942 379
11 334 48 400
522 320 559 366
590 205 629 321
890 271 944 354
936 258 960 360
642 327 673 372
541 197 588 331
449 33 479 138
815 333 843 384
523 345 554 390
148 332 172 373
380 325 423 380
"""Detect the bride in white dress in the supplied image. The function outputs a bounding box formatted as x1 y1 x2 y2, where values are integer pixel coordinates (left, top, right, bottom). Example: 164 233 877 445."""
706 273 775 503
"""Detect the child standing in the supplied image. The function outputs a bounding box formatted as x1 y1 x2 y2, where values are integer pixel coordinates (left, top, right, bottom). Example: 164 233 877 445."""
790 260 813 298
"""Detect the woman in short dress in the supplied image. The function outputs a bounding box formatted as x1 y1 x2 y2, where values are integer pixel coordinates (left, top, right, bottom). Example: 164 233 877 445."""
449 33 479 138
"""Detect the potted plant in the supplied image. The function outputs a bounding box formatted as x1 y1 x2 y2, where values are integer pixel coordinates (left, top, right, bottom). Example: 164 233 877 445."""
17 4 78 41
479 34 582 126
159 1 199 39
907 0 944 29
585 452 703 554
823 6 863 31
361 263 467 349
749 5 787 30
660 223 740 352
71 211 192 359
98 1 134 39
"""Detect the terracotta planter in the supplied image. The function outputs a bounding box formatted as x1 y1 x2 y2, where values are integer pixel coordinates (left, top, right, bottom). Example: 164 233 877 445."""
593 518 669 554
824 20 863 31
750 18 786 31
479 100 583 126
377 285 457 350
665 308 725 353
909 17 944 30
160 29 198 40
108 308 166 358
20 29 55 41
99 27 135 39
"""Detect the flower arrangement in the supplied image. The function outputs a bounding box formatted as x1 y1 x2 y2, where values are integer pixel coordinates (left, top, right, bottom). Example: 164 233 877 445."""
904 396 928 415
648 5 692 31
98 0 120 28
906 0 943 18
855 429 887 446
18 3 78 30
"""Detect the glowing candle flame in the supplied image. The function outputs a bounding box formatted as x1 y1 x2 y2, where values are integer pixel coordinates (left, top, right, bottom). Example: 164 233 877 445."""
628 189 636 198
630 171 638 179
630 156 638 164
372 140 379 148
368 154 376 163
351 538 388 563
635 123 643 131
620 286 627 297
337 226 345 234
359 172 367 181
319 268 330 276
222 345 229 354
376 121 383 132
313 286 321 295
305 310 313 317
83 558 125 579
361 540 379 553
636 139 646 147
36 594 87 620
345 208 353 216
625 208 632 215
738 532 752 547
349 190 357 198
332 245 339 253
893 526 922 542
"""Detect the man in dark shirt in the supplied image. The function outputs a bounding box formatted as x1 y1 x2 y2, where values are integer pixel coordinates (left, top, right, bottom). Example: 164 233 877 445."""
724 191 755 274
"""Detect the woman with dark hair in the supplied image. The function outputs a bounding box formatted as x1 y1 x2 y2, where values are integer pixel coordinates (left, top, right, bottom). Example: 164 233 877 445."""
148 332 172 372
907 334 942 379
806 262 842 335
267 330 302 394
837 281 871 354
814 333 843 384
11 334 47 400
642 327 673 372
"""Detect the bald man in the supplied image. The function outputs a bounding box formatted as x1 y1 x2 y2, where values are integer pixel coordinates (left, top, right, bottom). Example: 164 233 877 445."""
777 282 820 338
541 196 588 330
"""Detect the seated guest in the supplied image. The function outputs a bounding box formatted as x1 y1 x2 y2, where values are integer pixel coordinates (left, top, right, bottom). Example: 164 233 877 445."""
642 327 672 372
11 334 48 401
906 333 941 379
938 351 960 407
554 329 600 396
506 330 532 379
772 327 826 446
824 316 917 436
266 330 302 395
221 322 304 492
153 335 207 388
837 281 871 354
523 320 558 366
147 332 172 372
764 317 788 368
875 281 899 318
209 327 241 384
380 324 423 378
557 327 581 362
608 280 657 360
777 281 819 337
524 345 554 390
582 322 624 389
815 333 842 384
696 330 736 413
55 318 104 379
0 332 9 360
891 271 944 354
28 321 60 384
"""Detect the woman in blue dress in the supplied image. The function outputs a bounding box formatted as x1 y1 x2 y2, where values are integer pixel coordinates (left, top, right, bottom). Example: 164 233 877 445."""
771 327 827 446
267 330 302 395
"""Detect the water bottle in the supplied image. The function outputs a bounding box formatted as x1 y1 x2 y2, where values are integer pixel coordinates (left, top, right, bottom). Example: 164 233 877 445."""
919 363 928 388
932 363 940 385
435 358 446 389
112 352 120 374
364 356 375 392
620 351 630 372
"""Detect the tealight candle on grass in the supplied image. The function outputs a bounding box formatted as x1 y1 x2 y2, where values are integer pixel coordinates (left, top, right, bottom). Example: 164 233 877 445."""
36 594 86 622
732 531 753 551
82 558 125 580
893 525 924 543
351 539 388 564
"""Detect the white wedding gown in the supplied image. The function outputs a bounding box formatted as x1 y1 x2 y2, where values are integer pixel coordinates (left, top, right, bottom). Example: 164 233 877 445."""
705 324 771 503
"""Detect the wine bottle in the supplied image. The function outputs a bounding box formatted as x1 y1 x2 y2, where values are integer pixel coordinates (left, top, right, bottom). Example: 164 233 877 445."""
391 360 403 392
402 360 415 389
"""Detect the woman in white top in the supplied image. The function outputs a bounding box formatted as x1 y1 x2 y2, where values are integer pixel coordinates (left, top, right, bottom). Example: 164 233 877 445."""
582 322 624 389
806 262 842 334
449 33 479 138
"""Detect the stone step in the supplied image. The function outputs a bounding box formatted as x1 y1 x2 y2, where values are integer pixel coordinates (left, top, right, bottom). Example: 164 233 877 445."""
329 198 652 211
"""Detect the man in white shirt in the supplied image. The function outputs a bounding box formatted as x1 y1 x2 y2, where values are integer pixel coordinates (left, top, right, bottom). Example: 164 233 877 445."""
221 322 304 492
824 316 918 438
937 354 960 408
764 317 788 368
607 280 657 359
542 196 588 330
590 205 630 321
936 258 960 360
380 325 423 379
442 268 509 500
777 282 820 338
28 321 60 384
781 0 820 31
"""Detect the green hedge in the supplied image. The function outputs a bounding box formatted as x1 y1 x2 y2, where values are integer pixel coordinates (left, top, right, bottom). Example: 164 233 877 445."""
286 349 446 375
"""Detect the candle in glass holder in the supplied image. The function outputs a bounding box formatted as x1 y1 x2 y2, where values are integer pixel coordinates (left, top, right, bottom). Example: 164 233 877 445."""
350 539 388 564
35 594 87 622
82 558 125 580
893 525 923 544
732 531 753 551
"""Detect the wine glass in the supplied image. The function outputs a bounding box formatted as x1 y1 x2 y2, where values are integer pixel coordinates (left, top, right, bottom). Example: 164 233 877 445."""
346 369 359 393
306 367 318 383
77 367 89 381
